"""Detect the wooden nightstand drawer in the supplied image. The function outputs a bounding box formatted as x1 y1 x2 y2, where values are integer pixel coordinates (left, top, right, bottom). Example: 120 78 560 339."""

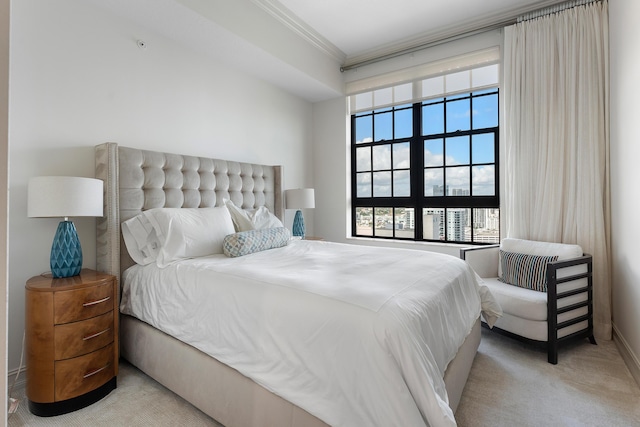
55 342 115 401
54 282 114 324
26 269 118 415
55 311 114 360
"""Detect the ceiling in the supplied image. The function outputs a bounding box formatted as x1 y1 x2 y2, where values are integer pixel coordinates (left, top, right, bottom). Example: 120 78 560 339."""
263 0 568 64
91 0 569 102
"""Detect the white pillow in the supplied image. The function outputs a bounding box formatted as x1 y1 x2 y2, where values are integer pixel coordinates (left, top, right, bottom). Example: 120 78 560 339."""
122 207 235 267
122 212 161 266
252 206 284 229
224 200 253 231
224 200 283 232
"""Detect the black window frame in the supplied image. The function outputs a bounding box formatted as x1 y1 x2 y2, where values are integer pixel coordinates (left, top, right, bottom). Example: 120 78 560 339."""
351 88 500 244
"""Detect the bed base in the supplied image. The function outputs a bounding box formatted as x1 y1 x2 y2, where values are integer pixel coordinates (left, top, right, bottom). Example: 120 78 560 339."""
120 315 480 426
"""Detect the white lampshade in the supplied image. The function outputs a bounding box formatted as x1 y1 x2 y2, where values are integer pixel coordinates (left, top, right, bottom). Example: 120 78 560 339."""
285 188 315 210
28 176 104 218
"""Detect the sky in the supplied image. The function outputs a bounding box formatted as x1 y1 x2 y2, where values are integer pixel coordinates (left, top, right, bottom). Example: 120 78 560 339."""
355 90 498 198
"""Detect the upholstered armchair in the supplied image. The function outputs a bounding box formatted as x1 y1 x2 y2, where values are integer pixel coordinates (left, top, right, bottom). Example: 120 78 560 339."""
460 238 596 364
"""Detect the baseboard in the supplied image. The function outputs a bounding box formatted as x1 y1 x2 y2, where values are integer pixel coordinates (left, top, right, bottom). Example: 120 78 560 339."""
613 323 640 389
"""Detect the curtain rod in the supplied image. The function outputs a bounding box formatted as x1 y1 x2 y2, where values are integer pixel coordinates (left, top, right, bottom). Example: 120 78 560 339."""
340 0 600 72
518 0 598 21
339 21 511 72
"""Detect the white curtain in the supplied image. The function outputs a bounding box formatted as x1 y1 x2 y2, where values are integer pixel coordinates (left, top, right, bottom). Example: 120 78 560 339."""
504 0 611 340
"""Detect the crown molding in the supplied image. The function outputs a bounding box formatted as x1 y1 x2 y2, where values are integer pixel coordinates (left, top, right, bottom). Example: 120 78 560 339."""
252 0 346 63
341 0 569 70
252 0 573 71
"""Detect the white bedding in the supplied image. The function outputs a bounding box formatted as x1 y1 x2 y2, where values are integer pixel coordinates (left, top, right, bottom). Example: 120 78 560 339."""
121 240 499 427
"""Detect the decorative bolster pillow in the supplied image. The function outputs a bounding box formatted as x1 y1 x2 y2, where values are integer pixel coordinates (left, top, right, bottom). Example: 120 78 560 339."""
223 227 290 258
498 250 559 292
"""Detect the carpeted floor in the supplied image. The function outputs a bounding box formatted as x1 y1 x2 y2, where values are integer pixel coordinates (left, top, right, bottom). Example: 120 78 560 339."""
456 329 640 427
7 361 220 426
8 329 640 426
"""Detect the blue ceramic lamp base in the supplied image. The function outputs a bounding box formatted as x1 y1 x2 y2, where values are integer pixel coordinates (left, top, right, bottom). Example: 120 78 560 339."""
50 220 83 278
292 210 305 238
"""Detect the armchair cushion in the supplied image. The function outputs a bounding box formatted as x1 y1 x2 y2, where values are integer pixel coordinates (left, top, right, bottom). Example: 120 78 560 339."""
482 278 548 322
499 250 558 292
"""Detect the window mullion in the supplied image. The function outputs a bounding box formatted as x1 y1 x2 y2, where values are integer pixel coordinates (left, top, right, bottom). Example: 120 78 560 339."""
390 111 395 199
411 103 422 241
350 114 358 235
442 99 448 240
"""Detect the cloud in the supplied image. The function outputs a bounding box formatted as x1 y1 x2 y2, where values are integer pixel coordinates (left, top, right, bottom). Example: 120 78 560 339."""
472 165 495 195
445 166 470 189
373 171 391 196
357 142 495 198
356 146 371 171
424 148 444 166
372 145 391 170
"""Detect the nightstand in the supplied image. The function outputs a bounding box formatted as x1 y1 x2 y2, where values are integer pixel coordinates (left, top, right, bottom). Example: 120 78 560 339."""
303 236 324 241
25 269 118 416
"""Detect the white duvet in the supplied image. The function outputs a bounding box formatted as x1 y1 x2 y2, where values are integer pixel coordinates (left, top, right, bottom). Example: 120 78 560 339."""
121 240 499 427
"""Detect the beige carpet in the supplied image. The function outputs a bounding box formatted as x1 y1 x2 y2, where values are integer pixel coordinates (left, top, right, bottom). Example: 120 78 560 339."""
8 361 221 426
456 329 640 427
8 329 640 426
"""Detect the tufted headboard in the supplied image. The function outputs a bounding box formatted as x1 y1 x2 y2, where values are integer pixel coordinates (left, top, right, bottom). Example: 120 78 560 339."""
95 143 284 282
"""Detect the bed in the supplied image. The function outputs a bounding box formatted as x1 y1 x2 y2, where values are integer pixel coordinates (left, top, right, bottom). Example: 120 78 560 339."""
95 142 499 427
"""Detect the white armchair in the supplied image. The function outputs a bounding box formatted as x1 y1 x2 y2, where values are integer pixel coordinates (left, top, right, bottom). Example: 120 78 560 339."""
460 238 596 364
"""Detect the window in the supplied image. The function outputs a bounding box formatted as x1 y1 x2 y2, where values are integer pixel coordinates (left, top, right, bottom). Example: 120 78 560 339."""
351 64 500 244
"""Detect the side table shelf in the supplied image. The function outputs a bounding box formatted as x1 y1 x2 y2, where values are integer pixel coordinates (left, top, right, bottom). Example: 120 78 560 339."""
25 269 119 416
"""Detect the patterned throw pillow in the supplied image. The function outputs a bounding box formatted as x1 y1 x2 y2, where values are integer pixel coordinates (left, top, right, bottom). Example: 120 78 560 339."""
499 250 559 292
223 227 290 258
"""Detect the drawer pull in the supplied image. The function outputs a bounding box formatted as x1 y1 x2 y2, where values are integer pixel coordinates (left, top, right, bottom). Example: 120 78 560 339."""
83 327 111 341
82 296 110 307
83 362 111 379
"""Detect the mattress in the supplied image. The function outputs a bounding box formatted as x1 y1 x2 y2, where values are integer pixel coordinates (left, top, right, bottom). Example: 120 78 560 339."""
121 239 498 427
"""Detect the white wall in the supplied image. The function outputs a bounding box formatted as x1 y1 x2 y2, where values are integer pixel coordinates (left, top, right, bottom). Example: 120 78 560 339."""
7 0 314 372
1 0 9 419
610 0 640 383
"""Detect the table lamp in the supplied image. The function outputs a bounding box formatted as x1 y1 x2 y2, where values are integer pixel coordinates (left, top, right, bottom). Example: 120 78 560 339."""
285 188 315 238
28 176 104 278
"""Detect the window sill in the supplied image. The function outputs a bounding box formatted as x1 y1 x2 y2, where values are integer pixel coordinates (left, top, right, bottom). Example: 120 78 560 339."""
345 236 469 257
